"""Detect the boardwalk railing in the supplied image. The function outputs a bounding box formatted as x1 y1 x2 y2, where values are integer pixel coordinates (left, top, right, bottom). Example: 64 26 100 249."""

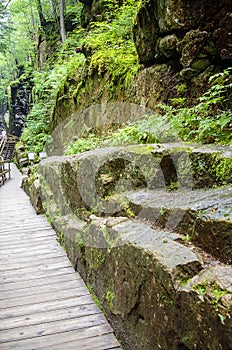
0 158 11 185
0 134 6 157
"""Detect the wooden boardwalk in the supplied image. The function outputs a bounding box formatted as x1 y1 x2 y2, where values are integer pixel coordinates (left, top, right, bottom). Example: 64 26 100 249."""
0 165 121 350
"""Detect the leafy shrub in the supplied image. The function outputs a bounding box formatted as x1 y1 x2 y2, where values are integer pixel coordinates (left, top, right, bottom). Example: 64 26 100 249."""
160 68 232 144
65 134 100 154
86 0 139 85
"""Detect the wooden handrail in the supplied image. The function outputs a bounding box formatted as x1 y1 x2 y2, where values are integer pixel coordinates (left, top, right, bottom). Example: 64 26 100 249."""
0 157 11 184
0 136 6 157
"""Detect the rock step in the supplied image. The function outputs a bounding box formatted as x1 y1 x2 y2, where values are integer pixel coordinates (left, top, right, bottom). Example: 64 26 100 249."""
37 144 232 350
53 214 232 350
85 143 232 193
117 186 232 264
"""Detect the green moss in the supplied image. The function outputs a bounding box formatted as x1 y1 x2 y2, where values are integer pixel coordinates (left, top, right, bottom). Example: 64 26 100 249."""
181 333 197 349
57 230 65 245
94 249 106 268
176 83 187 95
126 145 155 154
104 289 115 311
166 181 179 191
210 283 228 309
192 281 230 309
27 167 39 186
87 283 104 312
213 156 232 185
76 232 84 248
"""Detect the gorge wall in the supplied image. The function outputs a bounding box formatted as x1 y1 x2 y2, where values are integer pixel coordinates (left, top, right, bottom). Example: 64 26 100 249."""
8 77 32 137
28 143 232 350
21 1 232 349
51 0 232 131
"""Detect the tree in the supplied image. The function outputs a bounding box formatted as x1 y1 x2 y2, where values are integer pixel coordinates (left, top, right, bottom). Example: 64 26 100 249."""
59 0 66 43
35 0 46 26
0 0 11 13
49 0 58 18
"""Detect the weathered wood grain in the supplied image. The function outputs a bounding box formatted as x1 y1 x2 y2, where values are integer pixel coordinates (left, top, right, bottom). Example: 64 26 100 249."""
0 164 121 349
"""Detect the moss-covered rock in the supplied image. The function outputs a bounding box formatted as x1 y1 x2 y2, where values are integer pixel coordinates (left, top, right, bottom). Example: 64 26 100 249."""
178 30 217 76
36 142 232 350
133 0 231 68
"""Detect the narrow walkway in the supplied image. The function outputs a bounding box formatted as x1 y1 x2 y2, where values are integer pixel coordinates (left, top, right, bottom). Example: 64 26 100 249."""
0 165 121 350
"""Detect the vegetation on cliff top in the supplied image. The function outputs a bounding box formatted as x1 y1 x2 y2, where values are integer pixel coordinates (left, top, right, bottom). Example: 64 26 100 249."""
0 0 231 156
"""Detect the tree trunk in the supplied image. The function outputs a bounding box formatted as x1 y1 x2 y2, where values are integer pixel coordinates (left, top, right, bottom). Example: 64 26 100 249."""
59 0 66 43
35 0 46 27
49 0 57 19
28 0 36 36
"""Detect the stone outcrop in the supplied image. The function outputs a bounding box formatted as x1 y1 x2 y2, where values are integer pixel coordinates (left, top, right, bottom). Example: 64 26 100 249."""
133 0 232 71
51 0 232 131
22 1 232 348
30 142 232 350
8 77 32 137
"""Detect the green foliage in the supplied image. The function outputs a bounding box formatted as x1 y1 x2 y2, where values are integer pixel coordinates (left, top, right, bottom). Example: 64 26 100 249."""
65 133 100 155
193 282 229 310
160 68 232 144
87 283 104 312
64 114 177 155
104 115 176 145
5 0 231 161
104 289 115 311
65 67 231 155
86 0 139 86
20 102 51 154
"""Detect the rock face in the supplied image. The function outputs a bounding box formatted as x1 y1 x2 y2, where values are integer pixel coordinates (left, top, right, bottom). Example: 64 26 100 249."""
8 79 32 137
34 143 232 350
133 0 232 72
51 0 232 131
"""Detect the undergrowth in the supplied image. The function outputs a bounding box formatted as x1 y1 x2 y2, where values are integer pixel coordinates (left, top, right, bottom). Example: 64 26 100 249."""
161 68 232 144
21 0 139 155
21 1 231 157
86 0 140 86
65 68 232 155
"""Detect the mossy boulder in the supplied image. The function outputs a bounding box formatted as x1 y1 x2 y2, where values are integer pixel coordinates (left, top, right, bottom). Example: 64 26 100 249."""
177 30 217 76
36 142 232 350
133 0 231 67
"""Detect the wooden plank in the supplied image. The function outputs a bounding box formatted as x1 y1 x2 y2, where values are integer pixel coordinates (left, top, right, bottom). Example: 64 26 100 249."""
0 303 99 331
0 236 58 248
0 234 56 246
0 260 73 279
0 246 65 260
0 264 73 280
0 228 55 239
0 279 83 300
0 255 72 272
0 164 121 350
0 286 89 309
0 312 108 344
0 220 43 225
0 226 54 235
1 324 114 350
45 334 121 350
0 272 83 292
0 266 75 285
0 250 68 266
0 259 72 281
0 295 95 319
